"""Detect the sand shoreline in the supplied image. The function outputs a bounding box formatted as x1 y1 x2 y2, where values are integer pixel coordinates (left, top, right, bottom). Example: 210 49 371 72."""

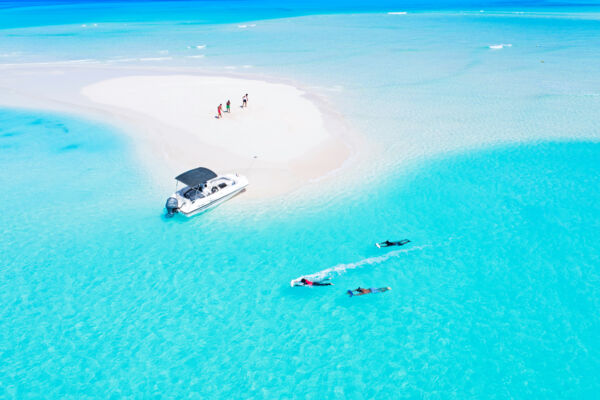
0 64 363 199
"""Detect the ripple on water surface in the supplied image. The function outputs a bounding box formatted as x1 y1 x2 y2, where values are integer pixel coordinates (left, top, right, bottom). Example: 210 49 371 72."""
1 107 599 398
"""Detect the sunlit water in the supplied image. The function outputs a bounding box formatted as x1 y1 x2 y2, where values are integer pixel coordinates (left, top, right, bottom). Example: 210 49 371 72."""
1 2 600 398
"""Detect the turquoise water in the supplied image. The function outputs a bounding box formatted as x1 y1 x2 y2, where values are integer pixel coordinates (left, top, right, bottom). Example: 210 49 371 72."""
1 2 600 398
1 109 599 398
2 9 599 169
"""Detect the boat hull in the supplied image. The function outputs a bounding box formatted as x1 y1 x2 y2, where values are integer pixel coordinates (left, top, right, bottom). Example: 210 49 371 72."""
179 186 246 217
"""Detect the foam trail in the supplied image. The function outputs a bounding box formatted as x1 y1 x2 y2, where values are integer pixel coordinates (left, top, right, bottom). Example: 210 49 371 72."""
290 245 430 286
388 11 407 15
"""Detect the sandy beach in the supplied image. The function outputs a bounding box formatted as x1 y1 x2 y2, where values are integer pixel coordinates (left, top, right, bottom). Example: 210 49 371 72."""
0 65 356 198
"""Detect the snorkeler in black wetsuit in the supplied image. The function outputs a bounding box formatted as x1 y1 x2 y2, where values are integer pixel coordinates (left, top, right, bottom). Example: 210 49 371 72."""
377 239 410 248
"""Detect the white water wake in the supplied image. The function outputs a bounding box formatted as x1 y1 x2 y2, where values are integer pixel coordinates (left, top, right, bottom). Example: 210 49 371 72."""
290 244 430 287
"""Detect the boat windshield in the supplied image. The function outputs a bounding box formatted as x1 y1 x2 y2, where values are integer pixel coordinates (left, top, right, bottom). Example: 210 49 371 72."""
183 187 205 201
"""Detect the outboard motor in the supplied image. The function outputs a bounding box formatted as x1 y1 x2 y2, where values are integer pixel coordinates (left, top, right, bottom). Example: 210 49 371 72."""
165 197 179 217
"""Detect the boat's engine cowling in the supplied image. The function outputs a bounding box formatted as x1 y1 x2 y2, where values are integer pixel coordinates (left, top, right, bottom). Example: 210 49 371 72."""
165 197 179 217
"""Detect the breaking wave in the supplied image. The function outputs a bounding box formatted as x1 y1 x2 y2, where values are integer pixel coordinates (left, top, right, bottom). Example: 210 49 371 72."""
489 43 512 50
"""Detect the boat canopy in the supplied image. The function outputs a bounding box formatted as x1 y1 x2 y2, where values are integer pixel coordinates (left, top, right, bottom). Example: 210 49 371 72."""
175 167 217 187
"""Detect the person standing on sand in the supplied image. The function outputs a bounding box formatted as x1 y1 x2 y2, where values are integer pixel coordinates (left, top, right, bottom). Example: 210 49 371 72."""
242 94 248 108
226 100 231 113
217 104 223 119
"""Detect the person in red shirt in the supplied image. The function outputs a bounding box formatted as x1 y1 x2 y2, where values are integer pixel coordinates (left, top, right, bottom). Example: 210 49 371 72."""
300 278 332 286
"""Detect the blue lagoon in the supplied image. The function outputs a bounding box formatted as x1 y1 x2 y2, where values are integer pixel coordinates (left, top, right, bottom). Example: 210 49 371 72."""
1 1 599 398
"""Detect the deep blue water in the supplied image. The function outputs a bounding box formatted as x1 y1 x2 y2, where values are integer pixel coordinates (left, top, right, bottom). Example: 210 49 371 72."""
0 0 599 29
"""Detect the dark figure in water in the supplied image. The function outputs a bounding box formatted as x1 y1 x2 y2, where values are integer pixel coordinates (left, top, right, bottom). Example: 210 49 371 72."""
377 239 410 248
300 278 332 286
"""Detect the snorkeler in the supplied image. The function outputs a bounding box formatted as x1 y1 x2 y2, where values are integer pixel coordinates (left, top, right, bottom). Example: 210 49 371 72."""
299 278 332 286
347 287 391 296
376 239 410 248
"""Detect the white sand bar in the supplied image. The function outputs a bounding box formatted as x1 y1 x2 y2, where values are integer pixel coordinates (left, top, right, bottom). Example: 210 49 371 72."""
83 75 331 163
0 67 354 198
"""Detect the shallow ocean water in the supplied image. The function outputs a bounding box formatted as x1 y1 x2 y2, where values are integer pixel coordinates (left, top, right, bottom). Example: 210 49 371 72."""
1 108 599 398
1 1 600 398
2 8 599 174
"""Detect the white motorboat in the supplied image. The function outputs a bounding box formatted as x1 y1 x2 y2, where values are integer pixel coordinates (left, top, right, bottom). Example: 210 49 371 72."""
165 167 248 217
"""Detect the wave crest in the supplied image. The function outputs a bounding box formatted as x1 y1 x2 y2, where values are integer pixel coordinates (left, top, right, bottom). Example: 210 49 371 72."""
489 43 512 50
